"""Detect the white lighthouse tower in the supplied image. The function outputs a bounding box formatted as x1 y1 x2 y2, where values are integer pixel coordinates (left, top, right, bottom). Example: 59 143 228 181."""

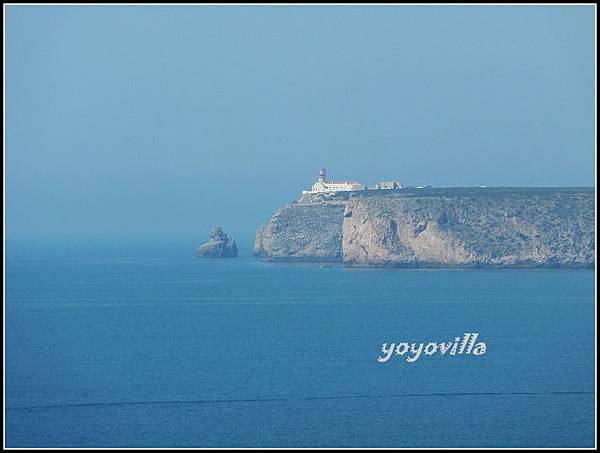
318 166 326 184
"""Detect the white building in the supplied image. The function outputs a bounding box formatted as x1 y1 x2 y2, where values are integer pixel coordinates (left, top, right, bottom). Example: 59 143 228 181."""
375 181 403 189
302 167 366 194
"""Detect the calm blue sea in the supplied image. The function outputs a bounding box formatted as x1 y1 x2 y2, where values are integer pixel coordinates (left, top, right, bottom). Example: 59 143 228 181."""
5 240 596 448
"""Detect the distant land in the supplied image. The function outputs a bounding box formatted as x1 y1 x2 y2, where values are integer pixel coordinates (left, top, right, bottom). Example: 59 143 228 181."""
254 187 595 268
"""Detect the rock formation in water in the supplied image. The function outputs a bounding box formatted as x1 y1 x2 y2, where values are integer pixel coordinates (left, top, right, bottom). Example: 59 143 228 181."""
254 188 595 267
196 226 238 258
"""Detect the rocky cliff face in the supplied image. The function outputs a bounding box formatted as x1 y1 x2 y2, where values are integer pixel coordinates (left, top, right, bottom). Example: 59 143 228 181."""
254 188 595 267
253 195 346 261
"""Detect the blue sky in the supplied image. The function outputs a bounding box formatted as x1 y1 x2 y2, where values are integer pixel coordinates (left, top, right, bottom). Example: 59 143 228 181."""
5 5 596 243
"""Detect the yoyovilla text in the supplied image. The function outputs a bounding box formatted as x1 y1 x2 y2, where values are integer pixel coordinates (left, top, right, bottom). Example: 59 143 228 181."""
378 333 486 363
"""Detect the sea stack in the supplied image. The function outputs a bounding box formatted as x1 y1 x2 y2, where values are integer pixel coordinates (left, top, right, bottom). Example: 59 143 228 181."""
196 226 238 258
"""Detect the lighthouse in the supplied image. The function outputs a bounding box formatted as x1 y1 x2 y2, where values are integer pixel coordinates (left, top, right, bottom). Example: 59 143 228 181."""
318 166 326 183
302 166 366 194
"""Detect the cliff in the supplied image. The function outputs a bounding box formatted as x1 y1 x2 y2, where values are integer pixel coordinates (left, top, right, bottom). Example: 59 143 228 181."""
254 188 595 268
254 196 346 261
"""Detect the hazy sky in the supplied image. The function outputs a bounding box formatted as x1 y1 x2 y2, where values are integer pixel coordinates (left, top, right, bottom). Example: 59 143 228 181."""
5 5 596 242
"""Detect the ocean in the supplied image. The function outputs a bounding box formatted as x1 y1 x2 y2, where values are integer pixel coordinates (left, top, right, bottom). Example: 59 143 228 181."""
4 240 596 447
